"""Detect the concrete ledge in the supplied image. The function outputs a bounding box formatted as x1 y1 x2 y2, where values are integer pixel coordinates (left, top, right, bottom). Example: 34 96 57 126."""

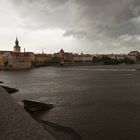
0 86 55 140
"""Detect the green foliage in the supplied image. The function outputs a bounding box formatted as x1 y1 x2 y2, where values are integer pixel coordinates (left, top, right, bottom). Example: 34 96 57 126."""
45 57 60 65
92 56 102 63
102 56 119 65
33 57 61 67
92 56 135 65
119 57 134 64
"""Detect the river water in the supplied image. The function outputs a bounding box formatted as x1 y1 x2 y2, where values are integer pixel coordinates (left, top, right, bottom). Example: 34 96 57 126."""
1 65 140 140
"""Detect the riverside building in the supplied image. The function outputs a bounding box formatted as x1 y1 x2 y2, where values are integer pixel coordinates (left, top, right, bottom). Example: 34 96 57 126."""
0 38 34 70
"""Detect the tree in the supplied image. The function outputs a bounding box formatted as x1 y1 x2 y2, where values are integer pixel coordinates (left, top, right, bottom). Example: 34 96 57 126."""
92 56 102 63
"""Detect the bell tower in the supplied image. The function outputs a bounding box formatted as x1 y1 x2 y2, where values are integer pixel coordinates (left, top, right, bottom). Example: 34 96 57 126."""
14 37 21 52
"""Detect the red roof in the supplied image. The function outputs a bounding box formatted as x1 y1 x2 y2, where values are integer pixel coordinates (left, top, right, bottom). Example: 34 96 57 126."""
11 52 32 57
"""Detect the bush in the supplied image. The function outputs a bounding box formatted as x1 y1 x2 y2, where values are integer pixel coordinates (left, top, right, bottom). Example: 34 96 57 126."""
102 56 119 65
101 56 135 65
92 56 102 63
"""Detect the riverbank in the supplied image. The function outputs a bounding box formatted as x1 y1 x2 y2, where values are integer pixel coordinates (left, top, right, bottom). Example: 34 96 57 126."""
0 84 81 140
0 86 54 140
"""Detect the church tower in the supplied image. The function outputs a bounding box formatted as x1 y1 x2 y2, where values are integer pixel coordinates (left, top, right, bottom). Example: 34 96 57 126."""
14 37 21 52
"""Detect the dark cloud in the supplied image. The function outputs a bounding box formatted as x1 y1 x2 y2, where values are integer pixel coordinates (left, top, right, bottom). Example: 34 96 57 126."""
10 0 140 33
71 0 140 38
12 0 68 8
63 30 87 38
8 0 140 51
9 0 71 29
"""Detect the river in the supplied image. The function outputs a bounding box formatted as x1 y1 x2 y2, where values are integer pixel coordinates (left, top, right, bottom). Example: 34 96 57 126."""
1 65 140 140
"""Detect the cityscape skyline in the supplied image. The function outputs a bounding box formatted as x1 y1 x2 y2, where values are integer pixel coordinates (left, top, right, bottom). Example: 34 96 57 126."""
0 37 138 71
0 37 138 55
1 0 140 54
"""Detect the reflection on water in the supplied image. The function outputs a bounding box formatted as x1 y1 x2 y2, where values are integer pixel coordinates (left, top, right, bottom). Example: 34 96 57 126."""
63 68 136 71
1 65 140 140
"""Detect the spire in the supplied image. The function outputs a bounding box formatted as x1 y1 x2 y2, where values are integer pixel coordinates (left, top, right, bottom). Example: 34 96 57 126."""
15 37 19 46
60 49 64 54
14 37 21 52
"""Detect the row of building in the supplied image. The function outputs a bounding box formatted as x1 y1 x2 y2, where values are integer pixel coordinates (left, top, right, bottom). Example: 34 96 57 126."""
0 38 34 70
0 38 140 70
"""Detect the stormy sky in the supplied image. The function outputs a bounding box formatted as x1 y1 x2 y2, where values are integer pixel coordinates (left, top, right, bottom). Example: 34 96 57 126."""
0 0 140 54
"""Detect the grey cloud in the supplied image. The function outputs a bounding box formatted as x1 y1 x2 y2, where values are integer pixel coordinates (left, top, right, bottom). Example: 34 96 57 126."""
64 0 140 53
8 0 140 51
11 0 68 8
104 18 140 38
63 30 87 39
9 0 71 29
10 0 140 35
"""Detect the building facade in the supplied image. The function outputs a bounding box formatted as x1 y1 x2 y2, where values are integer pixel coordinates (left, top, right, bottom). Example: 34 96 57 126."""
34 54 53 65
127 51 140 62
54 49 73 65
0 38 34 70
73 53 93 63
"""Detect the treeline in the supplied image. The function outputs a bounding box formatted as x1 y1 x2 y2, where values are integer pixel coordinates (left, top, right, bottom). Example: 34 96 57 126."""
33 56 135 67
32 57 61 67
92 56 134 65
